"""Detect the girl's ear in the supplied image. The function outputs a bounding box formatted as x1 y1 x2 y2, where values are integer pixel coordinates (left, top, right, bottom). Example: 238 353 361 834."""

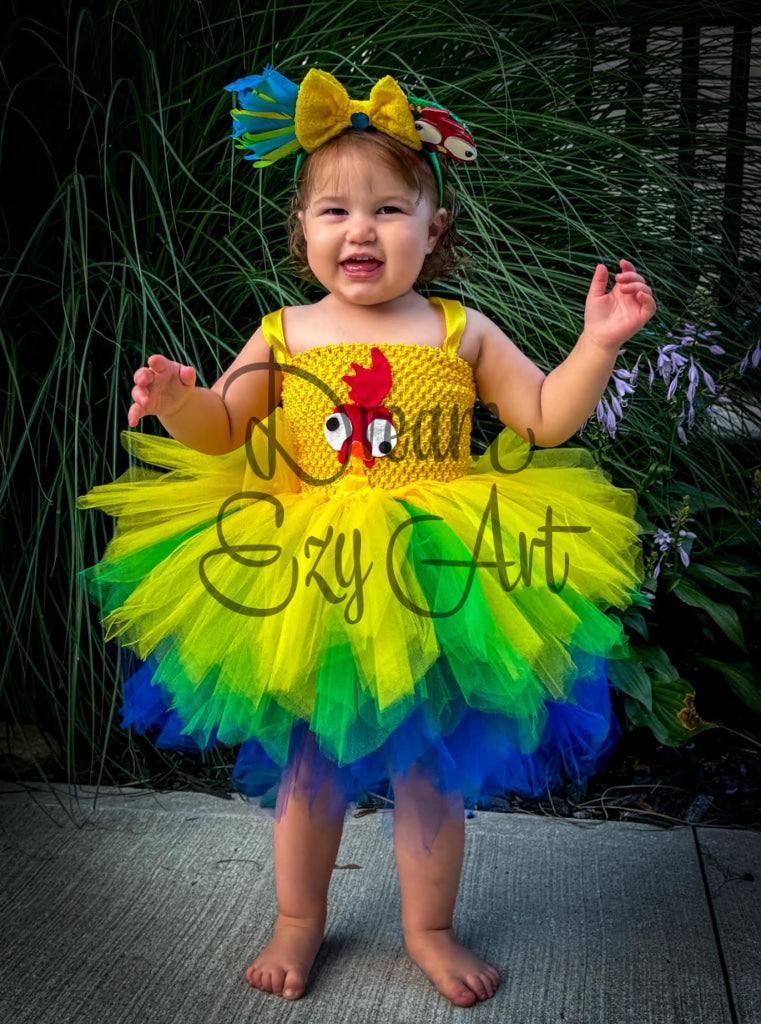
426 207 448 254
297 209 306 236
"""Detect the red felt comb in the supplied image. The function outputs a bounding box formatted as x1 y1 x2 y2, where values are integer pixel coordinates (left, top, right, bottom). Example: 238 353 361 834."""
342 348 392 406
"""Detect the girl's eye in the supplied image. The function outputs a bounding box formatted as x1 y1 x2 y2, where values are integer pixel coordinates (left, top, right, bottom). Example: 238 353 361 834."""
378 206 400 214
323 208 347 216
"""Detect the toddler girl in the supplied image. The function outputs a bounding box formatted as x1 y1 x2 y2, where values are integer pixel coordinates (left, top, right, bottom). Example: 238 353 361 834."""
78 66 655 1009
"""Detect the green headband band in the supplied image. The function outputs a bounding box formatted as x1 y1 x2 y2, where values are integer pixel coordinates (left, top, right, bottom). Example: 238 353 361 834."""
293 147 445 206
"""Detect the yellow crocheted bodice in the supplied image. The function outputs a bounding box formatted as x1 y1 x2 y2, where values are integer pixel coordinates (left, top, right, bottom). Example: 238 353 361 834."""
261 297 477 495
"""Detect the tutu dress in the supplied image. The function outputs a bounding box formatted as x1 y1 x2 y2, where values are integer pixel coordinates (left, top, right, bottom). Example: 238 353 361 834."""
78 296 645 848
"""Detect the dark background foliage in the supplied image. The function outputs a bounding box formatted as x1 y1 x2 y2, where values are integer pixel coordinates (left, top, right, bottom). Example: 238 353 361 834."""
1 0 759 823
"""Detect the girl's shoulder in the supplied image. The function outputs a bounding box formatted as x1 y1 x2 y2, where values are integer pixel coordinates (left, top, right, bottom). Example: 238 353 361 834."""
276 298 488 368
458 305 488 368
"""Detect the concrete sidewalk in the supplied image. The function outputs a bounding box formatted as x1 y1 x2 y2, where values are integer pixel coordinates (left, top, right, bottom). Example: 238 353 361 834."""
1 782 759 1024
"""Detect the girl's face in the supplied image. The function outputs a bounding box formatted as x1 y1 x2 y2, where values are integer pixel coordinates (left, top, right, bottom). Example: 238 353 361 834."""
297 146 447 308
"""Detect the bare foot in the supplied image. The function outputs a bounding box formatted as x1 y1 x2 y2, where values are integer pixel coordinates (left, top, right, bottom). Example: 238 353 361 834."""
246 913 325 1000
404 927 500 1007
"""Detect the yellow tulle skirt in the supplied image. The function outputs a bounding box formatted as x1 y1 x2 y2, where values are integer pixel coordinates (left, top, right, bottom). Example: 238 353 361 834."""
78 408 646 847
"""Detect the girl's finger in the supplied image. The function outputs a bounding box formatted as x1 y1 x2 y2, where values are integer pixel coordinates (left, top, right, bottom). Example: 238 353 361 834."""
615 272 645 283
587 263 609 299
147 353 168 373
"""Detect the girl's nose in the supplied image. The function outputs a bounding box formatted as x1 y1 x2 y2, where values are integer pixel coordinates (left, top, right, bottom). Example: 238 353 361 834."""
346 213 376 243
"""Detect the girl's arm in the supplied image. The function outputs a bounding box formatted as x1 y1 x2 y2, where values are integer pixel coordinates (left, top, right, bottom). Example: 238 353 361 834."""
129 326 282 454
472 260 656 446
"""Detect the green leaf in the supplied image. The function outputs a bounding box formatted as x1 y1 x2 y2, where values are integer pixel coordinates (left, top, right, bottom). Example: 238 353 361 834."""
623 677 716 746
686 563 752 597
668 482 734 512
621 610 649 640
608 657 652 707
710 557 761 581
628 587 655 610
695 658 761 714
636 644 681 683
672 578 747 651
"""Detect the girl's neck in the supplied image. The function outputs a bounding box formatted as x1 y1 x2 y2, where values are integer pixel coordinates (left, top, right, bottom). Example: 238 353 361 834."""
318 288 429 321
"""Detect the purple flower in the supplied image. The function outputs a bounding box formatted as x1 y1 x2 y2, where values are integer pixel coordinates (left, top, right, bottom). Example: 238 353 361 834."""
676 529 697 567
653 528 672 551
629 355 641 386
604 400 617 437
612 373 635 397
586 361 639 438
652 522 697 577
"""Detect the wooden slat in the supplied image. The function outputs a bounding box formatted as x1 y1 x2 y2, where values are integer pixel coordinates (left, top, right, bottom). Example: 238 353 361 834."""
719 20 753 306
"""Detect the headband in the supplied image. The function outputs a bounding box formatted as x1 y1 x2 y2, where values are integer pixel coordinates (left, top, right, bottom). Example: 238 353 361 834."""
224 65 477 205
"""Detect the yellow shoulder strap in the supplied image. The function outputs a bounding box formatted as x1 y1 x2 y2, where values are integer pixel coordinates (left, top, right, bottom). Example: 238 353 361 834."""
261 307 290 364
428 296 466 359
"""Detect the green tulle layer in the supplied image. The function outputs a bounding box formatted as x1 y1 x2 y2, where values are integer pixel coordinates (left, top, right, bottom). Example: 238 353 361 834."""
78 412 644 771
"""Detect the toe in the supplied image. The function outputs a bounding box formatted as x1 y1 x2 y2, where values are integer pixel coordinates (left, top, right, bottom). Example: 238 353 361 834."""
451 985 477 1007
465 972 490 1001
441 976 477 1007
282 967 307 1000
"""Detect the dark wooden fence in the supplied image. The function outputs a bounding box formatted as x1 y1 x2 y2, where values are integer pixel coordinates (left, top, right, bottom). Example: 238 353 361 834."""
562 1 759 307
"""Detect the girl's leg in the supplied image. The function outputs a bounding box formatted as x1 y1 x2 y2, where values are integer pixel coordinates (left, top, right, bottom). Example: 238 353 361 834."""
392 765 500 1007
246 730 346 1000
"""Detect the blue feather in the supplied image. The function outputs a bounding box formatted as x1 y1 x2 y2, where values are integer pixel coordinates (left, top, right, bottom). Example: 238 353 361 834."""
225 65 301 167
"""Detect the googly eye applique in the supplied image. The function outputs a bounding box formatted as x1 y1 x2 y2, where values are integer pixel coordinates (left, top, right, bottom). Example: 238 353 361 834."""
410 104 477 164
366 415 398 457
324 411 352 451
327 347 398 468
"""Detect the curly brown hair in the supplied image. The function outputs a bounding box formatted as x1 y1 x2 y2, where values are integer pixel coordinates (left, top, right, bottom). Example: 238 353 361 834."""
285 129 468 284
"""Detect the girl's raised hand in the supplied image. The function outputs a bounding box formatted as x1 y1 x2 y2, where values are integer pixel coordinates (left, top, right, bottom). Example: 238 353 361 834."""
584 259 656 350
128 354 197 428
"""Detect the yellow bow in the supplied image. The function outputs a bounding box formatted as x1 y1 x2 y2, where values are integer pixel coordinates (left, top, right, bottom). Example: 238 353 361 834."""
294 69 421 153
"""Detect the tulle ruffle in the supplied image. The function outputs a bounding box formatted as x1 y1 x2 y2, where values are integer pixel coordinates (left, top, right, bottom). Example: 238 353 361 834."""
78 407 644 851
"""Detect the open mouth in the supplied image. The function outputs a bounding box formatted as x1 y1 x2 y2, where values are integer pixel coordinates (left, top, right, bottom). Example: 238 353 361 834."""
341 257 384 276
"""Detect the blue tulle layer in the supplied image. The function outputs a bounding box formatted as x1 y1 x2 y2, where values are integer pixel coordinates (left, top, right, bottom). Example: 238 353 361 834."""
120 647 622 812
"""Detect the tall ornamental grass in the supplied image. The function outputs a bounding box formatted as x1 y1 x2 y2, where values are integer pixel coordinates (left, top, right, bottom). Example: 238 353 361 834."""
1 0 759 791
